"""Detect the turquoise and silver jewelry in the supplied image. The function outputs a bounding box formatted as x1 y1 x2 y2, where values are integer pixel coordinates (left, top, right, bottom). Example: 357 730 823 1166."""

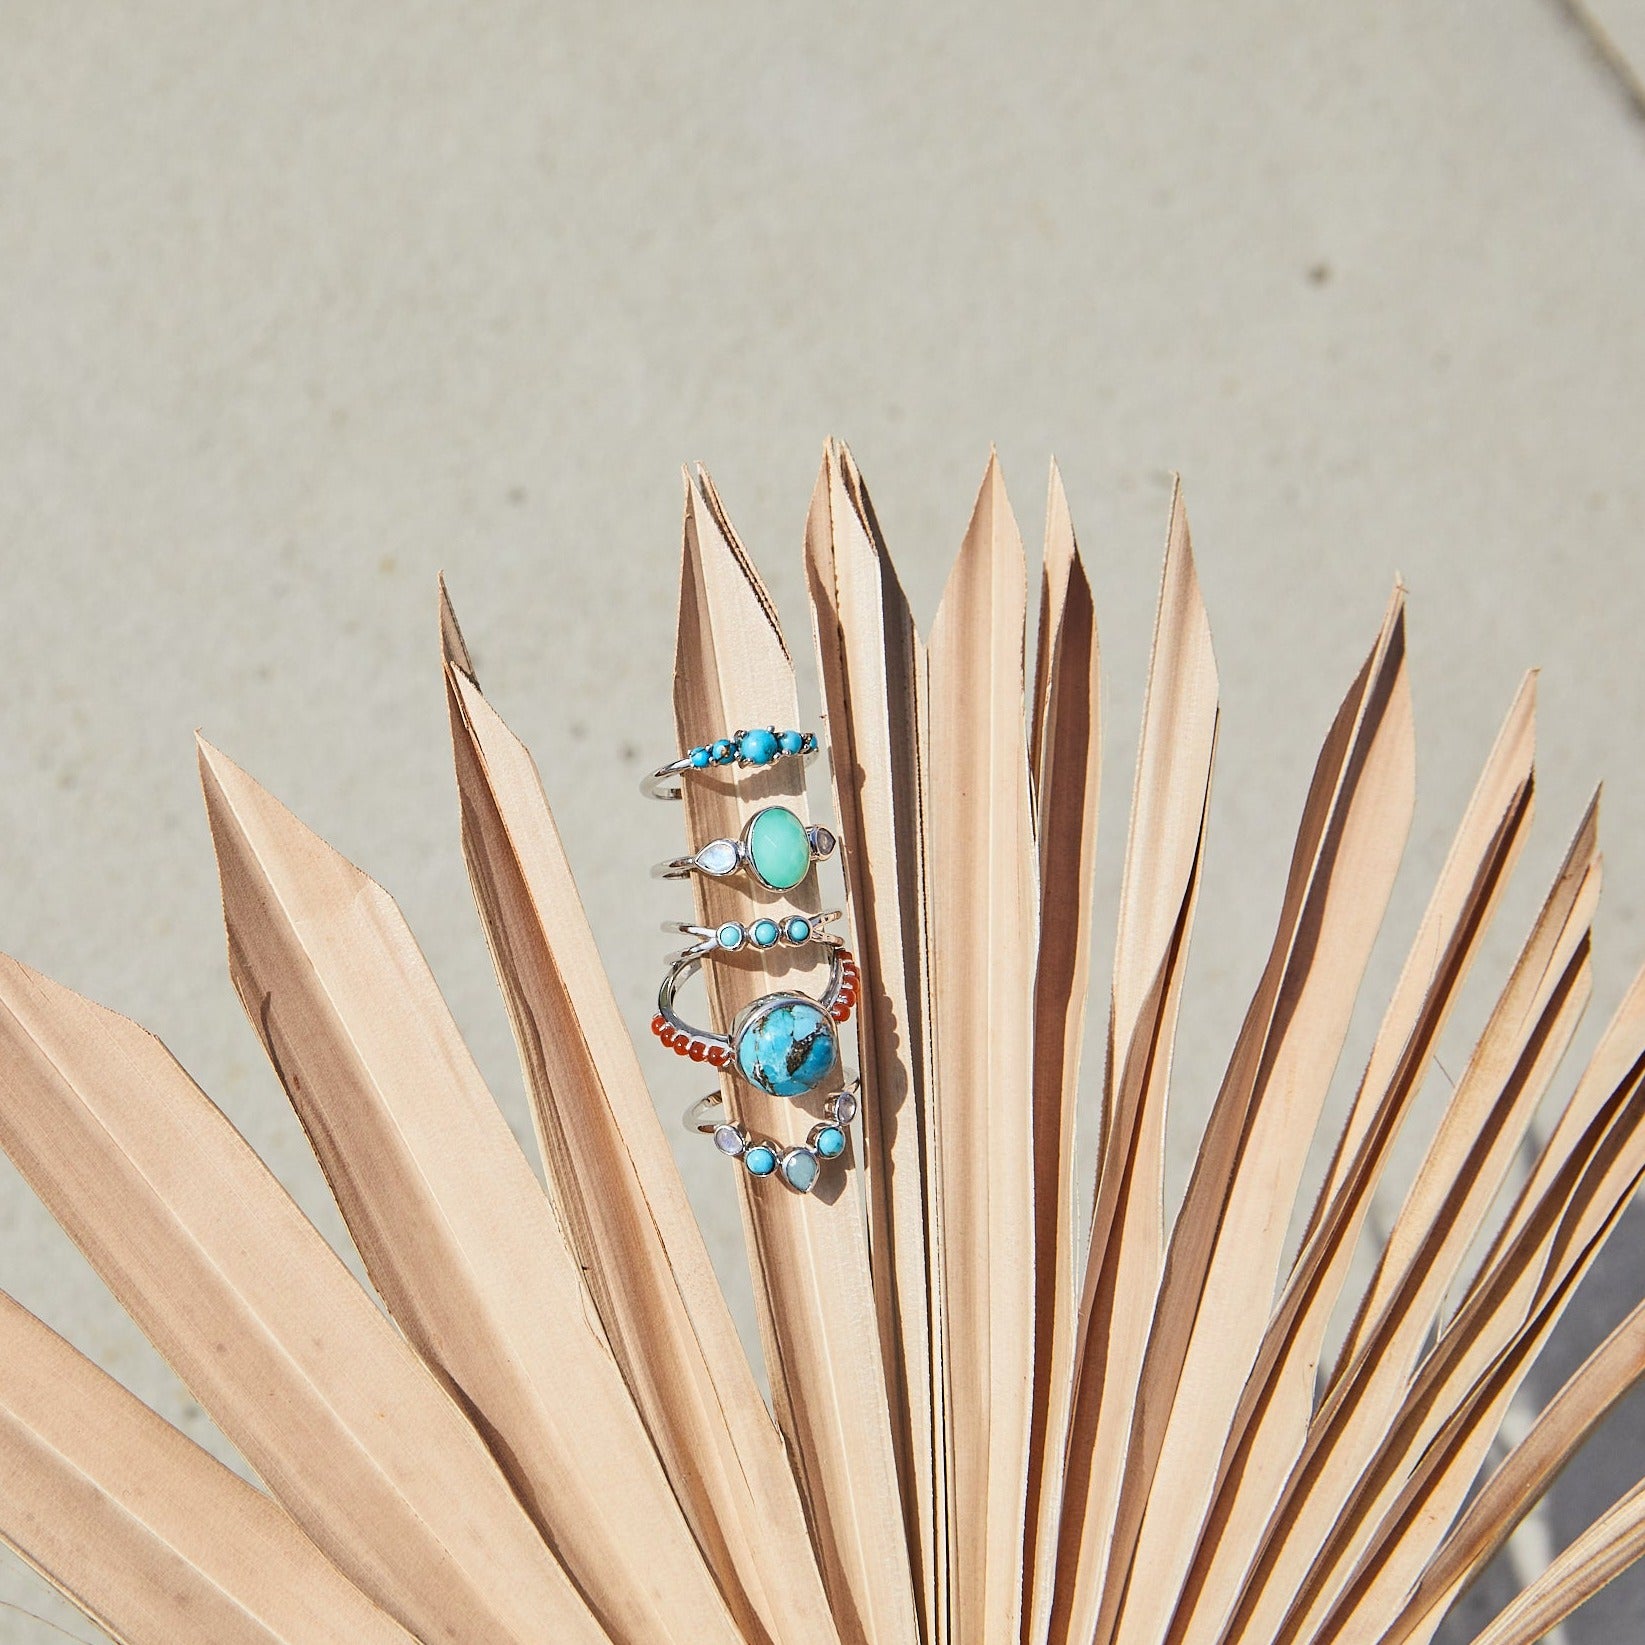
656 804 836 893
641 726 819 800
651 948 860 1094
667 908 843 961
684 1084 860 1194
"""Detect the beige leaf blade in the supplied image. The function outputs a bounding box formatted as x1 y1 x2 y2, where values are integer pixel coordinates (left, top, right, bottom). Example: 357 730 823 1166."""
1163 675 1536 1645
1463 1480 1645 1645
1463 957 1645 1305
440 589 837 1645
675 470 920 1645
1106 589 1416 1645
0 1288 415 1645
0 953 601 1645
1050 479 1217 1645
1223 799 1601 1645
926 451 1040 1645
197 738 738 1645
1021 462 1102 1643
1307 1033 1645 1645
1383 1286 1645 1645
804 441 947 1640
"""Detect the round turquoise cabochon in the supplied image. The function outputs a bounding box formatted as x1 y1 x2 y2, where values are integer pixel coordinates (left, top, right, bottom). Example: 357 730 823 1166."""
733 994 839 1098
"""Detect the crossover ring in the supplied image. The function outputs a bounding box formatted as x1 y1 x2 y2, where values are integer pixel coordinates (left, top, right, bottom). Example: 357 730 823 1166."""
641 726 819 801
654 804 836 892
651 947 861 1096
666 908 843 962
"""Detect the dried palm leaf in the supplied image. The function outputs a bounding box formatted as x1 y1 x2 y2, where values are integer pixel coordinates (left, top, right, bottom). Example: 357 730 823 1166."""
3 448 1645 1645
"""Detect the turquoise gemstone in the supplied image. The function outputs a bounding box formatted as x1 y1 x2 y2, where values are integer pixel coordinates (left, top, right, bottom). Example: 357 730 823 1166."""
778 729 805 755
744 1144 778 1177
781 1149 821 1193
814 1126 846 1159
711 739 735 764
689 746 711 769
745 806 812 891
716 922 745 951
783 917 811 943
735 996 839 1098
739 728 779 765
800 732 818 753
751 918 780 949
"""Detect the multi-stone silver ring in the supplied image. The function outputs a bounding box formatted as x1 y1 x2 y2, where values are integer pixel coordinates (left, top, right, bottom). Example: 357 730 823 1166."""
683 1083 860 1195
654 804 836 893
665 908 843 962
641 726 819 801
650 946 860 1096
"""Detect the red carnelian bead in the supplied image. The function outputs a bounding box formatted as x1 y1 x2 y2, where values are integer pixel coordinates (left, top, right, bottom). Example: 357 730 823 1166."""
659 1026 676 1047
688 1041 708 1062
674 1038 691 1056
651 1014 666 1035
831 1001 851 1022
709 1045 731 1067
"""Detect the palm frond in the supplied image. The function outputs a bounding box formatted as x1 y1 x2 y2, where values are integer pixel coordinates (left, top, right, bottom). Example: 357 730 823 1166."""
3 450 1645 1645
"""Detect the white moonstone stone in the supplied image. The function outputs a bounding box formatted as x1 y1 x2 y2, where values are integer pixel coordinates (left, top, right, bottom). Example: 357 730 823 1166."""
696 839 740 876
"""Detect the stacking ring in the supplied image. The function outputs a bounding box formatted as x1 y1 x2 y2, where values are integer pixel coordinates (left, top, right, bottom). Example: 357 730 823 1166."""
684 1084 861 1194
667 908 843 961
655 804 836 893
651 948 861 1096
642 726 819 800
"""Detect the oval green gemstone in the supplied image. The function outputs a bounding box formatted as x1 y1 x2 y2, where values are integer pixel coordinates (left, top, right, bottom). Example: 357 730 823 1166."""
745 806 812 891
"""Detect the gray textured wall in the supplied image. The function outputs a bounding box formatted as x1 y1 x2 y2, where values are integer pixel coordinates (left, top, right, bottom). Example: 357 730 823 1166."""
2 4 1644 1640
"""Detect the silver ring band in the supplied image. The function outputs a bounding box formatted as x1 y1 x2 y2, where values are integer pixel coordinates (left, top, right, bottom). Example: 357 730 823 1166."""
666 908 843 962
650 947 861 1097
642 727 819 800
683 1083 861 1195
653 804 836 891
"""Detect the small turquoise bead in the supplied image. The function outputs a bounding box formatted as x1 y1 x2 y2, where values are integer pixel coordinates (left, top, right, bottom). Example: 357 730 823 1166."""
744 1144 778 1177
814 1126 846 1159
751 919 780 949
711 739 735 764
800 732 818 753
783 917 811 944
716 922 745 951
689 746 711 769
739 728 779 765
778 729 805 755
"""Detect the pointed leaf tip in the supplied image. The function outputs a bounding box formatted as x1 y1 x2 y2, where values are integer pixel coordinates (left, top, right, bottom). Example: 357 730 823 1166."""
438 574 477 679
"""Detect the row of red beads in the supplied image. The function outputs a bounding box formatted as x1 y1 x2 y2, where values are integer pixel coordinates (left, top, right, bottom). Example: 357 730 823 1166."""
651 950 861 1064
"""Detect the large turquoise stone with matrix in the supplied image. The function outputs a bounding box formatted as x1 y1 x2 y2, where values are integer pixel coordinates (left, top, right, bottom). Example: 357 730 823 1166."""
733 994 839 1098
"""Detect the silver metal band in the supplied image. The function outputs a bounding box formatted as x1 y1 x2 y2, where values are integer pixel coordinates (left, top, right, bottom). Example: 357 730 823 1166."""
652 805 837 890
683 1083 862 1195
665 908 843 962
641 727 819 800
655 946 850 1052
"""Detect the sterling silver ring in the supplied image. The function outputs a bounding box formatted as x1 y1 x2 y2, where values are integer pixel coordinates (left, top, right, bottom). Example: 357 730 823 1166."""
642 726 819 801
650 947 860 1095
683 1083 861 1195
666 908 843 962
654 804 836 892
